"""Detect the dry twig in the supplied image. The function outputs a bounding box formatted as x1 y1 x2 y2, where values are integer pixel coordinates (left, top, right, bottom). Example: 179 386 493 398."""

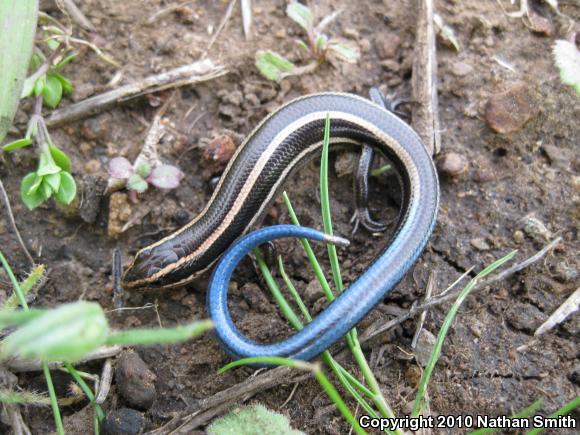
46 59 227 127
411 0 441 155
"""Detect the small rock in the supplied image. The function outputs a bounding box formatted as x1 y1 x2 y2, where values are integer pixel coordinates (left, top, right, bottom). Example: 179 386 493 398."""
334 152 358 178
102 408 145 435
405 365 422 387
470 237 491 251
506 302 546 334
201 134 237 178
274 29 286 38
241 283 273 313
436 152 469 177
108 192 132 239
522 215 552 242
414 329 436 367
451 61 473 76
513 230 525 244
568 365 580 386
375 32 401 59
527 10 553 36
304 280 324 303
554 262 578 283
174 6 197 24
485 82 539 134
116 351 156 410
84 159 101 174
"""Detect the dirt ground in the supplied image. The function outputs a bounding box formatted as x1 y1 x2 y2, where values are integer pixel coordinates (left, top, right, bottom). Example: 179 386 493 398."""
0 0 579 434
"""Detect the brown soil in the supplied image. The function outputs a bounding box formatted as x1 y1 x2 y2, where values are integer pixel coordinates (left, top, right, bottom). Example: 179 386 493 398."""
1 0 578 434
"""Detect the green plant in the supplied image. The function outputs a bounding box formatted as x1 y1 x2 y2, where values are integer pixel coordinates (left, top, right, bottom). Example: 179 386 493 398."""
0 250 212 434
2 5 118 210
255 2 359 82
108 157 184 202
553 38 580 95
207 404 305 435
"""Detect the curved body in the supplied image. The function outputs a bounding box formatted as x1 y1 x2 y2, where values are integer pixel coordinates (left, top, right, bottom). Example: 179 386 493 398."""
122 92 439 360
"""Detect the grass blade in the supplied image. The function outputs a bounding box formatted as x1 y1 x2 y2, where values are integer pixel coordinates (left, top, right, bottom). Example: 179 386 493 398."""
0 0 38 143
412 250 517 416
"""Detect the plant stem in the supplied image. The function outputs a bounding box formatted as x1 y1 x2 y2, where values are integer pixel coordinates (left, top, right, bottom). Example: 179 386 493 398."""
43 362 64 435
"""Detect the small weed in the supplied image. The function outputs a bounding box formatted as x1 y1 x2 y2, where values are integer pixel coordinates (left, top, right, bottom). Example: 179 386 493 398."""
255 2 359 82
108 157 184 203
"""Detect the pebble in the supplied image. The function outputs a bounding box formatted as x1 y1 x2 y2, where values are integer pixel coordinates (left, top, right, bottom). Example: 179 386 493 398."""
470 237 491 251
115 351 157 410
201 134 237 178
527 10 554 36
451 61 473 76
334 152 358 178
414 329 436 367
79 175 107 224
472 167 495 183
513 230 525 244
405 365 422 387
84 159 102 174
304 279 324 303
375 32 401 59
436 152 469 177
484 82 539 134
522 215 552 242
102 408 145 435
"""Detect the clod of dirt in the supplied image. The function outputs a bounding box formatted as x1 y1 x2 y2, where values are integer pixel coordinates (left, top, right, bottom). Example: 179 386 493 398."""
334 152 357 178
108 192 133 239
505 302 547 334
484 82 539 134
102 408 145 435
115 351 157 410
472 166 495 183
62 405 95 434
522 215 552 242
241 283 274 313
405 364 422 387
375 32 401 59
80 175 108 224
304 279 324 303
451 61 474 77
201 134 237 179
436 152 469 177
414 329 436 367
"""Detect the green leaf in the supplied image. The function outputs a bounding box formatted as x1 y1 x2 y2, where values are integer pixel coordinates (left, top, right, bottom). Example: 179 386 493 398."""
327 39 360 64
255 50 295 82
49 144 72 172
54 172 77 205
0 0 38 144
42 74 63 109
20 172 48 209
37 150 61 176
40 180 53 198
315 33 328 51
54 52 77 70
26 173 43 195
295 39 309 53
135 161 151 178
33 75 46 97
127 174 148 193
208 404 305 435
47 39 59 50
52 72 73 95
0 301 109 362
286 1 314 32
553 39 580 95
44 172 61 193
2 138 32 152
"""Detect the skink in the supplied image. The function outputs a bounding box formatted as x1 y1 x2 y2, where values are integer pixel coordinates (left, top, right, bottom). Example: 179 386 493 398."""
122 92 439 360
